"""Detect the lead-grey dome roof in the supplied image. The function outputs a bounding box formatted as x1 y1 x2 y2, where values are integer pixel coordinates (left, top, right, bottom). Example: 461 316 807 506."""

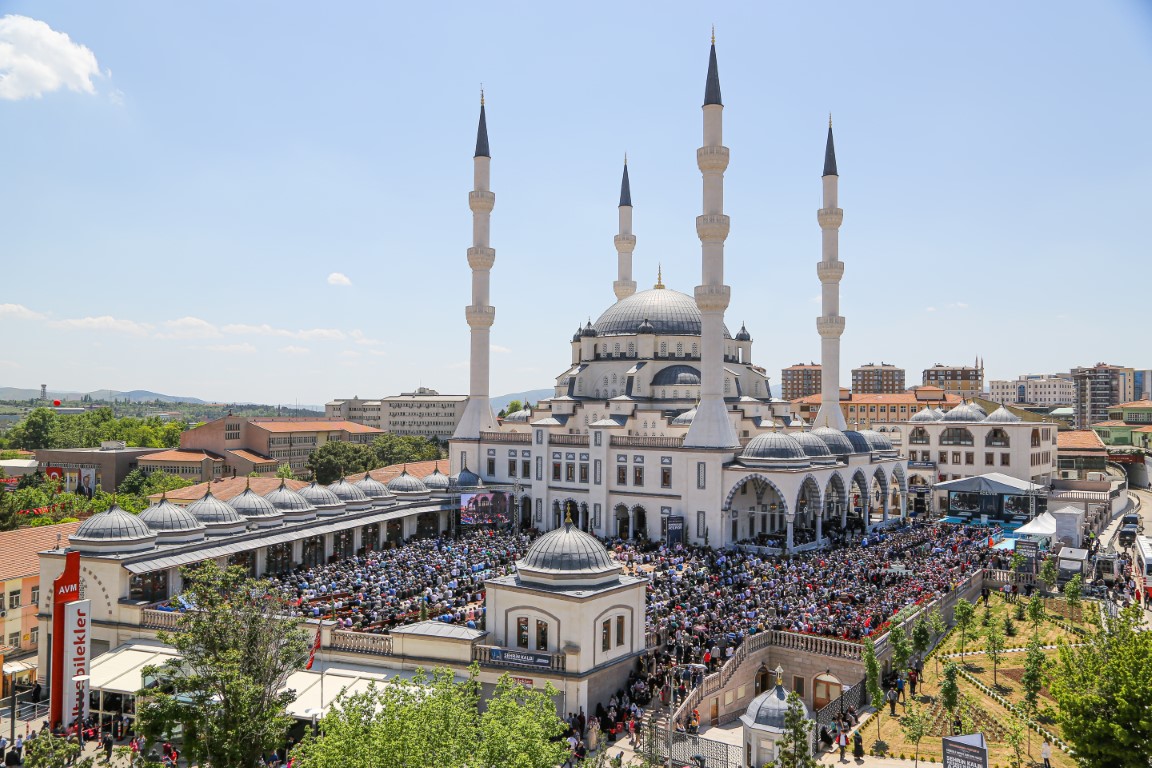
743 684 808 731
593 288 731 337
503 408 531 423
791 431 834 458
450 468 481 489
734 323 751 342
856 429 893 451
909 406 942 423
741 432 807 461
74 505 157 543
811 427 855 455
229 487 284 527
943 403 986 422
671 407 696 426
517 523 620 587
139 497 206 534
298 481 344 508
984 406 1022 423
387 471 429 494
422 468 450 491
263 479 317 517
354 475 393 500
328 478 371 503
842 430 873 453
187 490 246 526
652 365 701 386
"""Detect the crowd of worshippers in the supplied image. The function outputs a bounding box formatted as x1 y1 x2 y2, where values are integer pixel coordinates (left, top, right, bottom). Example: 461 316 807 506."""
266 530 533 632
614 520 998 663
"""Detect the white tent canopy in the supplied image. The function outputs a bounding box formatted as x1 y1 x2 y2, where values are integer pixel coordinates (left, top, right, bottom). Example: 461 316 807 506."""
1014 511 1057 537
933 472 1046 495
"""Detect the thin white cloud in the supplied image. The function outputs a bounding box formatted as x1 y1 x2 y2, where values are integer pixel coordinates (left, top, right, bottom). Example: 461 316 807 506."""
925 306 937 313
50 315 152 335
161 316 221 339
0 303 45 320
0 15 101 100
339 350 361 359
327 272 352 287
491 344 512 354
278 345 310 355
351 329 383 346
220 322 344 341
0 359 22 368
947 302 969 309
295 328 345 341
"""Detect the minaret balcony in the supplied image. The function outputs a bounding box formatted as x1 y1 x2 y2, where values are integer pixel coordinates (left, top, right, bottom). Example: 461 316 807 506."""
696 145 730 172
816 315 845 338
467 246 496 270
465 305 496 328
694 284 731 312
816 261 844 282
696 214 730 242
817 208 843 229
469 190 496 213
613 233 637 250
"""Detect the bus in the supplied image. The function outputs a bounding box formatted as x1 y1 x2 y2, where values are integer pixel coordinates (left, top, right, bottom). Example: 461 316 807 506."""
1135 536 1152 604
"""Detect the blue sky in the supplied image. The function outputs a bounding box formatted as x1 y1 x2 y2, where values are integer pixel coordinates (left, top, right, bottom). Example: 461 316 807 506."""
1 2 1149 405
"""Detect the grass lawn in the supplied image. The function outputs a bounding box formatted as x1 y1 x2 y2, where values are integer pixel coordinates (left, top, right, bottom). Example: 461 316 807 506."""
865 656 1077 768
935 594 1093 657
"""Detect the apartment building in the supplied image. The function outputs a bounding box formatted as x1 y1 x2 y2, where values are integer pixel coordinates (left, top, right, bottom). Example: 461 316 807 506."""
792 385 961 429
1072 363 1136 429
922 361 984 398
326 388 468 440
987 374 1075 407
851 363 905 394
780 363 821 401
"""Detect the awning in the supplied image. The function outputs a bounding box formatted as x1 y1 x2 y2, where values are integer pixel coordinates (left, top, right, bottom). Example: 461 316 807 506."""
933 472 1045 495
3 658 37 675
89 643 182 694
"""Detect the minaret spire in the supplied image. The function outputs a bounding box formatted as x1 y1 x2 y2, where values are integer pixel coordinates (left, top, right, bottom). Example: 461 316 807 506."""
613 156 637 301
685 34 738 449
813 117 847 431
453 96 498 445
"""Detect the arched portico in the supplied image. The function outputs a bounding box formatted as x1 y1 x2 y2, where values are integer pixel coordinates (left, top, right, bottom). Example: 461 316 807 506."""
724 473 789 549
870 468 890 527
824 472 849 543
794 475 823 548
848 469 870 534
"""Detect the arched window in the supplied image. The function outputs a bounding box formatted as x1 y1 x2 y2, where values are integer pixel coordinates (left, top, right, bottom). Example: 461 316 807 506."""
940 427 974 446
611 373 617 383
676 342 683 356
661 389 666 398
603 376 609 385
909 427 930 445
613 343 620 356
610 389 617 398
985 428 1010 447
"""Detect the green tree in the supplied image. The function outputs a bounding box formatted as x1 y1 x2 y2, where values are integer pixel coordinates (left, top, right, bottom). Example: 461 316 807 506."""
1048 606 1152 767
863 637 884 739
985 617 1006 687
890 623 912 687
305 440 376 484
371 434 442 466
1010 552 1026 572
1039 557 1058 593
952 599 976 661
10 407 55 448
498 399 523 419
1064 573 1083 623
940 662 960 726
899 700 932 768
928 608 947 641
1003 719 1026 768
137 562 310 768
1026 594 1046 636
768 691 818 768
912 616 932 667
23 732 95 768
1020 634 1046 723
276 462 295 479
475 675 570 768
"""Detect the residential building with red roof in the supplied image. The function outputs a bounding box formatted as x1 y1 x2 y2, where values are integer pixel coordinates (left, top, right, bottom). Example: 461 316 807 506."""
0 521 81 671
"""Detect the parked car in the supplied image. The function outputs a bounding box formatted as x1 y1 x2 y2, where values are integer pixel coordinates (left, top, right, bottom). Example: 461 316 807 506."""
1118 523 1139 547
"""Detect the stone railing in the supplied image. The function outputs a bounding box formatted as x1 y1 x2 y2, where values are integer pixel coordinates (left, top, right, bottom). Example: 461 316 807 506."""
768 630 865 660
329 629 393 655
609 435 685 449
479 431 530 443
140 608 182 630
549 434 590 446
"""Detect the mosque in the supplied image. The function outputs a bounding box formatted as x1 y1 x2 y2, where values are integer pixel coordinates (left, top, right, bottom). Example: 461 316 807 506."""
450 39 909 551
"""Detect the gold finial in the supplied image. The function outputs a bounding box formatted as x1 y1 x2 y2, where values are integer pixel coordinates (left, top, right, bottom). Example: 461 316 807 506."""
711 25 715 45
480 84 484 106
564 508 573 526
775 664 784 687
654 263 664 289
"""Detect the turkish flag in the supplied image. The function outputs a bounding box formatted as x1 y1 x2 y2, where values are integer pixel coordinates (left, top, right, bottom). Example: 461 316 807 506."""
305 625 322 670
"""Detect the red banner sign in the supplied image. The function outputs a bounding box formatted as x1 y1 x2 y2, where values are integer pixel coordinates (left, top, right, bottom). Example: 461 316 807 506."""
50 551 82 728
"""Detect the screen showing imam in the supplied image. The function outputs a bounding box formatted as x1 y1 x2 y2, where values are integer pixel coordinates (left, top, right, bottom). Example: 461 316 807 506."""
459 492 509 525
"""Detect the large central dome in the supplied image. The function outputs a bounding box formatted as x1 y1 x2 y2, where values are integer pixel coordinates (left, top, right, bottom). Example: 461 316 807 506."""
593 288 732 338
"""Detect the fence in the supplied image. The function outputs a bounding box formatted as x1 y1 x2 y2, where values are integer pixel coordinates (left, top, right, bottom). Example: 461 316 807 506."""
642 721 744 768
811 677 868 753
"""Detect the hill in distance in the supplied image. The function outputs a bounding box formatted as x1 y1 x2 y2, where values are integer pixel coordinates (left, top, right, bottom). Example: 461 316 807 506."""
491 388 553 414
0 386 206 404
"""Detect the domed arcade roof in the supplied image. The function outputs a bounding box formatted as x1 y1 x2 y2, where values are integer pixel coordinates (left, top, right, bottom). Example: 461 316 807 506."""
909 406 942 423
791 431 834 459
229 486 285 528
72 505 157 553
856 429 893 451
810 427 855 455
387 471 429 495
422 467 450 491
187 489 248 534
942 403 986 422
298 482 347 516
517 520 620 587
741 668 809 732
984 406 1022 424
741 432 807 462
139 496 206 540
354 475 394 501
671 407 697 426
450 467 481 489
593 288 732 338
264 479 318 521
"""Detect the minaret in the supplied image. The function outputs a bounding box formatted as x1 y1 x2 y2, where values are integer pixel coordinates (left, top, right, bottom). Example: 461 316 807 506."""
453 93 498 441
813 116 848 431
685 32 739 449
613 157 637 301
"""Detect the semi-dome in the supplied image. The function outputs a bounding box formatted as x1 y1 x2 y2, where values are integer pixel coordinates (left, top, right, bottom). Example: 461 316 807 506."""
671 407 696 426
984 406 1022 424
387 471 429 495
263 479 318 521
517 520 620 587
842 430 873 453
571 326 582 343
422 467 450 491
229 486 285 528
187 489 247 535
72 505 157 553
856 429 893 451
810 427 855 455
354 475 394 501
298 482 347 516
593 287 732 338
580 321 598 337
909 406 942 423
942 403 985 422
139 496 206 542
741 432 808 462
450 467 481 489
652 365 701 387
791 431 834 459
